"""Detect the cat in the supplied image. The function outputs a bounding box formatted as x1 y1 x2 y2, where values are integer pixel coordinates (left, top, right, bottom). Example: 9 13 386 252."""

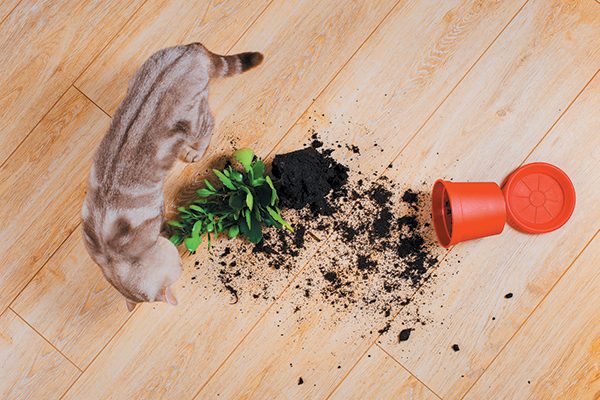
81 43 263 312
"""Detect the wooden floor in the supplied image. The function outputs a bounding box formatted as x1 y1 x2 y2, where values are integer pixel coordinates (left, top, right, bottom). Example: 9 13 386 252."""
1 1 599 399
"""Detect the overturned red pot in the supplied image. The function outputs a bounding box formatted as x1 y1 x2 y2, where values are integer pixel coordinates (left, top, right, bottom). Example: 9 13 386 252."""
431 162 576 248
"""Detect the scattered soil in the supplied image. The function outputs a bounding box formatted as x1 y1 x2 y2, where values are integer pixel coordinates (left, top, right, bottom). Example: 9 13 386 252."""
190 129 456 352
298 377 304 385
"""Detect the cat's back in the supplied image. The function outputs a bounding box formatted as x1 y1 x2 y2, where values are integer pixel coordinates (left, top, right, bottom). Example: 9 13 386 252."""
82 45 210 261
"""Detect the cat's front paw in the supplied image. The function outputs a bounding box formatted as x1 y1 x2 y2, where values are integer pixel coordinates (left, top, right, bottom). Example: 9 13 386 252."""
179 146 203 163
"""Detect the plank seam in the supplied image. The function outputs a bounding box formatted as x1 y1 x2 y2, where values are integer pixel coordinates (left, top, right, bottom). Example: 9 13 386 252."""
0 0 23 27
516 69 600 167
191 0 532 396
9 307 83 373
70 0 149 109
189 2 408 398
223 0 275 55
459 229 599 400
72 85 111 117
375 343 444 400
57 308 140 400
375 0 530 182
6 224 78 314
374 67 600 400
263 0 403 159
0 88 70 169
0 0 148 167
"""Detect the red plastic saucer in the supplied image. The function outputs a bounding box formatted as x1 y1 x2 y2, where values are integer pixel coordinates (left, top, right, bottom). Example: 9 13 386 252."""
501 162 575 234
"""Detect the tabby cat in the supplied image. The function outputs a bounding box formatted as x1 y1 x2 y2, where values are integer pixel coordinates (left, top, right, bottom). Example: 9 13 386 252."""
81 43 263 311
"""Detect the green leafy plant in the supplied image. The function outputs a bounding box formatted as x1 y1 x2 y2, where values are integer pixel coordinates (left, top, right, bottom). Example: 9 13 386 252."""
168 148 293 252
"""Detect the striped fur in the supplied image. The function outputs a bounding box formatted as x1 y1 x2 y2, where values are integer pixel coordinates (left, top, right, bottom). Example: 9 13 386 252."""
82 43 263 311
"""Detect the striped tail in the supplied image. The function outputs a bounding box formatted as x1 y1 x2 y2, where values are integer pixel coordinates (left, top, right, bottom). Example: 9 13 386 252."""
207 48 264 78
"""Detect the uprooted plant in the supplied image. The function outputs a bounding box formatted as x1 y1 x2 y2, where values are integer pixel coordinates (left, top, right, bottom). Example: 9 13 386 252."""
168 148 293 252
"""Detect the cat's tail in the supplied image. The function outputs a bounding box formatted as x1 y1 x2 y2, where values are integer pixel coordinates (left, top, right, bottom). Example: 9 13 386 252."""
205 47 264 78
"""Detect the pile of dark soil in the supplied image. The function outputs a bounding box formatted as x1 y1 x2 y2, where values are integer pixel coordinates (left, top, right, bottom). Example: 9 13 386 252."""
272 146 348 215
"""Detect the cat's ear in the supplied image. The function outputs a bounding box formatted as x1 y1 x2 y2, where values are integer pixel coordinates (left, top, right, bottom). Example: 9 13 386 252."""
125 299 137 312
163 286 178 306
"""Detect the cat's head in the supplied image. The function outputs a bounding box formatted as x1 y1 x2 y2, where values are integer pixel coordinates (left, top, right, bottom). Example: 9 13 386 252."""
103 236 182 312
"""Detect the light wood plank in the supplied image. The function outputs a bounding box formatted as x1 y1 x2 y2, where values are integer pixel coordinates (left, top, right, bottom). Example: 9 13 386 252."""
0 0 143 164
0 0 20 23
62 0 525 396
465 235 600 399
330 346 439 400
0 309 80 400
11 226 131 369
196 1 600 398
379 27 600 400
0 87 109 312
8 0 271 369
76 0 271 115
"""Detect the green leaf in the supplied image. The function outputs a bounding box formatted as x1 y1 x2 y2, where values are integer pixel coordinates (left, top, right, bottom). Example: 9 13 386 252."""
265 175 278 206
267 206 294 232
255 185 272 206
233 148 254 171
246 192 254 210
251 177 265 187
246 214 263 243
245 209 252 230
196 188 214 198
229 191 245 210
228 225 239 238
184 236 202 252
230 170 244 183
204 179 216 192
166 220 184 228
252 160 265 178
191 221 202 238
189 204 207 214
206 222 214 232
213 169 236 190
169 235 182 245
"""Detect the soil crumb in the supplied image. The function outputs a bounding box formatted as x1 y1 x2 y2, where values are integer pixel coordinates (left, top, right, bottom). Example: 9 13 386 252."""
399 328 412 342
452 344 460 352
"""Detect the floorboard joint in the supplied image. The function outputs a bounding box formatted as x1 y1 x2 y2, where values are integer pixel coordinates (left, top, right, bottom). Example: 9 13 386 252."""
9 307 83 373
459 229 599 400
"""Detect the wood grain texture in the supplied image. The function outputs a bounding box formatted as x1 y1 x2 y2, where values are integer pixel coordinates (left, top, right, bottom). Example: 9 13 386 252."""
465 235 600 400
11 226 131 369
34 2 399 398
0 0 20 23
197 1 600 398
0 0 143 164
330 346 439 400
377 2 600 397
76 0 272 115
0 309 80 400
61 0 526 396
162 0 401 213
0 87 109 312
269 0 527 186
